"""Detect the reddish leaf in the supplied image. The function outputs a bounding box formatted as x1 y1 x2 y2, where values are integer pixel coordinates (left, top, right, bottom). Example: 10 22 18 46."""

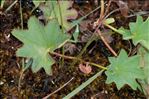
79 63 92 74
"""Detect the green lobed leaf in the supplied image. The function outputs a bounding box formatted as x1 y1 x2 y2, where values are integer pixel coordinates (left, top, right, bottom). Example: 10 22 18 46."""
118 16 149 50
105 49 145 90
117 27 133 39
12 16 70 75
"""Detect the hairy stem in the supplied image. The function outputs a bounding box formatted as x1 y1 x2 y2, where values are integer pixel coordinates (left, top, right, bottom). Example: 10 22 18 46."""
50 52 107 70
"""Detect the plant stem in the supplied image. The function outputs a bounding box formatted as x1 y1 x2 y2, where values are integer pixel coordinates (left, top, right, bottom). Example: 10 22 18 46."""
104 0 112 17
42 77 74 99
17 59 24 91
104 23 121 34
57 1 64 32
70 1 107 67
105 8 120 19
0 0 5 8
92 0 117 57
70 11 106 67
5 0 18 13
94 0 105 27
18 69 24 91
72 3 104 27
57 1 65 67
50 52 107 70
100 0 104 19
18 0 24 92
97 30 117 56
20 0 23 29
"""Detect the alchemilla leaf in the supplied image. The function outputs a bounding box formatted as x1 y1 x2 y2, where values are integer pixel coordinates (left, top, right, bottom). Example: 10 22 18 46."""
12 16 69 75
105 49 145 90
118 16 149 50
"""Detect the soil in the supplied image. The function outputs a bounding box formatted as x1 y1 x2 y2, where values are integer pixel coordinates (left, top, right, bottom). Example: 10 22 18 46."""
0 0 148 99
